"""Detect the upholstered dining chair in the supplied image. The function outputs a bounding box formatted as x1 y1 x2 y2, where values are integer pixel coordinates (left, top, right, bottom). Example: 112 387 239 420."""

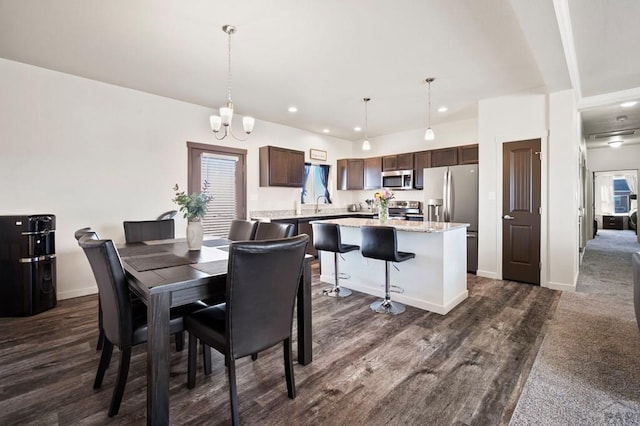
156 210 178 221
185 234 309 426
227 219 257 241
74 227 105 350
77 233 207 417
252 221 295 240
123 219 175 243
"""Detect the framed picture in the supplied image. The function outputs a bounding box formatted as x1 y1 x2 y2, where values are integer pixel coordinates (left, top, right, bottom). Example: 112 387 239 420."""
310 149 327 161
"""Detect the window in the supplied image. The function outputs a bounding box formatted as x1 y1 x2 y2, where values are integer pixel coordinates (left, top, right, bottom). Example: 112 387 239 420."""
301 163 331 204
613 178 631 213
187 142 246 237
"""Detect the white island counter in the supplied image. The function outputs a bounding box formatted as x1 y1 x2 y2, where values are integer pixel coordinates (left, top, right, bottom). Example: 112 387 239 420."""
313 218 469 315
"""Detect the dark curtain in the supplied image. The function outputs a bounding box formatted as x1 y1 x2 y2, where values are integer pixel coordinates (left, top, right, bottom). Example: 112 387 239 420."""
301 162 311 203
319 164 332 203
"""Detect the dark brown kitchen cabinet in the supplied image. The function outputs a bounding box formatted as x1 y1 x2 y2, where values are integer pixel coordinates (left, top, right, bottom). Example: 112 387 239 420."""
458 144 479 165
364 157 382 189
259 145 305 187
382 153 414 171
430 147 458 167
413 150 431 189
337 159 364 190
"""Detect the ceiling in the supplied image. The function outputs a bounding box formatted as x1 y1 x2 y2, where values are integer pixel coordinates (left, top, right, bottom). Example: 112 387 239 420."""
0 0 638 145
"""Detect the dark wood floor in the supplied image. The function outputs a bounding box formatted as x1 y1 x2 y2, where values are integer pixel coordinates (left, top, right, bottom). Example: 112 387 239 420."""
0 264 560 425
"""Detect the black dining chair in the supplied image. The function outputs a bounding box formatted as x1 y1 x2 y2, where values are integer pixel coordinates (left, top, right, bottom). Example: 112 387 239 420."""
156 210 178 221
227 219 257 241
252 222 295 240
74 227 106 351
185 234 309 426
77 233 207 417
123 219 175 243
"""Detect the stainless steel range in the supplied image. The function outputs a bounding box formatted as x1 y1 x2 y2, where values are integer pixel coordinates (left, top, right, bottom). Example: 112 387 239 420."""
387 200 422 220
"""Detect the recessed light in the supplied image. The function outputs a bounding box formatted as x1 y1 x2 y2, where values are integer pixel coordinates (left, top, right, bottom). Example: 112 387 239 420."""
608 140 623 148
288 106 298 113
322 129 330 133
620 101 637 108
437 106 448 113
353 126 362 132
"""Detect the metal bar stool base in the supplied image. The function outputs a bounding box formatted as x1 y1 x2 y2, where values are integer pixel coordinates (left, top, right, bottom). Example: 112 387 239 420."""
322 286 352 297
370 299 406 315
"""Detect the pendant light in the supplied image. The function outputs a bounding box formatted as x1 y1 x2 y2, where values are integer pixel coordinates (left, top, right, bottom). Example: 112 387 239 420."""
362 97 371 151
210 25 255 141
424 77 435 141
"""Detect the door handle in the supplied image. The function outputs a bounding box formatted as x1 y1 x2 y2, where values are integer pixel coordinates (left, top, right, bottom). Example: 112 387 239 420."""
503 214 515 220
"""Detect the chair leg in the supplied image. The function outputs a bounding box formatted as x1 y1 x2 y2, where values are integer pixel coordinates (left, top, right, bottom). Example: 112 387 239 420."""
283 338 296 399
93 339 113 389
227 357 240 426
322 252 352 297
175 331 185 352
370 261 405 315
203 342 212 375
251 353 258 361
187 334 197 389
108 347 131 417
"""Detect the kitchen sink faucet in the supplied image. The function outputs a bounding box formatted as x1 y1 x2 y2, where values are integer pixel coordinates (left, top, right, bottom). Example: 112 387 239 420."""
315 195 328 213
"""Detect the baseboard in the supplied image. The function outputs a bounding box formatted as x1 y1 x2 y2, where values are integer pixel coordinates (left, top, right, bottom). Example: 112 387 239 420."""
546 281 575 292
477 269 499 280
58 286 97 301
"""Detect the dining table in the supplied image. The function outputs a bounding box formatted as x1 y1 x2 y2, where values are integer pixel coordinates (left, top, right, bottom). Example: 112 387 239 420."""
118 237 313 426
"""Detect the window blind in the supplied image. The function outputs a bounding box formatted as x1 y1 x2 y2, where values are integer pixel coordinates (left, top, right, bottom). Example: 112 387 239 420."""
200 153 238 237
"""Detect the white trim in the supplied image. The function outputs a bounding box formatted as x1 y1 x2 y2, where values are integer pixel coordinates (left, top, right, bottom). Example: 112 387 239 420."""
546 281 575 292
553 0 582 99
476 270 499 280
578 87 640 110
58 286 97 301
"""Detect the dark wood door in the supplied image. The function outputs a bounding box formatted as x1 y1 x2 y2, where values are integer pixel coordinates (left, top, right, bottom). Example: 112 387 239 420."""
287 150 305 186
502 139 541 285
397 153 414 170
458 144 479 164
364 157 382 189
382 155 397 171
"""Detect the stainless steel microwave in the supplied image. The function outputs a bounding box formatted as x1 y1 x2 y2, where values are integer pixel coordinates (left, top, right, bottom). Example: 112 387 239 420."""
382 169 413 190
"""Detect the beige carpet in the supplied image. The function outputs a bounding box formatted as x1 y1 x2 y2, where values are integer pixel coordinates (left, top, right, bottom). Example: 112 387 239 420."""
510 231 640 425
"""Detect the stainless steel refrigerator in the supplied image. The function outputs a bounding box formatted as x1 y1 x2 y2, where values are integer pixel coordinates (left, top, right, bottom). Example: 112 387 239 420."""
423 165 478 273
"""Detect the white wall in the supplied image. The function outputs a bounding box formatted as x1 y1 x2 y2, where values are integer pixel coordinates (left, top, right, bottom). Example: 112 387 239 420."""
349 118 478 203
587 144 640 172
547 90 580 290
477 92 548 282
477 90 581 290
0 58 352 299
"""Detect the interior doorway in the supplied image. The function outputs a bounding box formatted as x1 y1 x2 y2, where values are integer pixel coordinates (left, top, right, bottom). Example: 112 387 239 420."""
502 139 542 285
187 142 247 237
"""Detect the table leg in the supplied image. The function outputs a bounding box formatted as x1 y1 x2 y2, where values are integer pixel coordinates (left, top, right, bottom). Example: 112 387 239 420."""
147 292 170 426
297 257 312 365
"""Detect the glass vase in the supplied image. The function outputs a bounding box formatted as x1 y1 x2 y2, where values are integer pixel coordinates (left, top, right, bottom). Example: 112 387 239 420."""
379 204 389 223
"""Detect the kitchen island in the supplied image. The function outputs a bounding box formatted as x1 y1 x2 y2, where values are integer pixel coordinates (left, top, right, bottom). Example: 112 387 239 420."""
313 217 469 315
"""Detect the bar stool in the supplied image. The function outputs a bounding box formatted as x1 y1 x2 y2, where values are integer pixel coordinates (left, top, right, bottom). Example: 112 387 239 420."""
360 225 415 315
312 222 359 297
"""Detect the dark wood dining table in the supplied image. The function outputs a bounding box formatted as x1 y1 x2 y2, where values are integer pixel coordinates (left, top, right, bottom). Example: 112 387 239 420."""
118 237 313 426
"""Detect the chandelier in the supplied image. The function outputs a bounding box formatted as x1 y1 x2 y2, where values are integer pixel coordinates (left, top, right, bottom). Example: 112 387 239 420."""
210 25 255 141
362 98 371 151
424 77 435 141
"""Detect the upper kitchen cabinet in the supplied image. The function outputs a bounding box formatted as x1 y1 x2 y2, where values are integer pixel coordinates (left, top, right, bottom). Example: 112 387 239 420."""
259 145 305 187
413 150 431 189
337 159 364 190
430 147 458 167
364 157 382 189
382 153 414 171
458 144 479 164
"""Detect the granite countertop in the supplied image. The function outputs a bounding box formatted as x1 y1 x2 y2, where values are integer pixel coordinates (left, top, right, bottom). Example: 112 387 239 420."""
251 210 376 221
312 217 469 233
